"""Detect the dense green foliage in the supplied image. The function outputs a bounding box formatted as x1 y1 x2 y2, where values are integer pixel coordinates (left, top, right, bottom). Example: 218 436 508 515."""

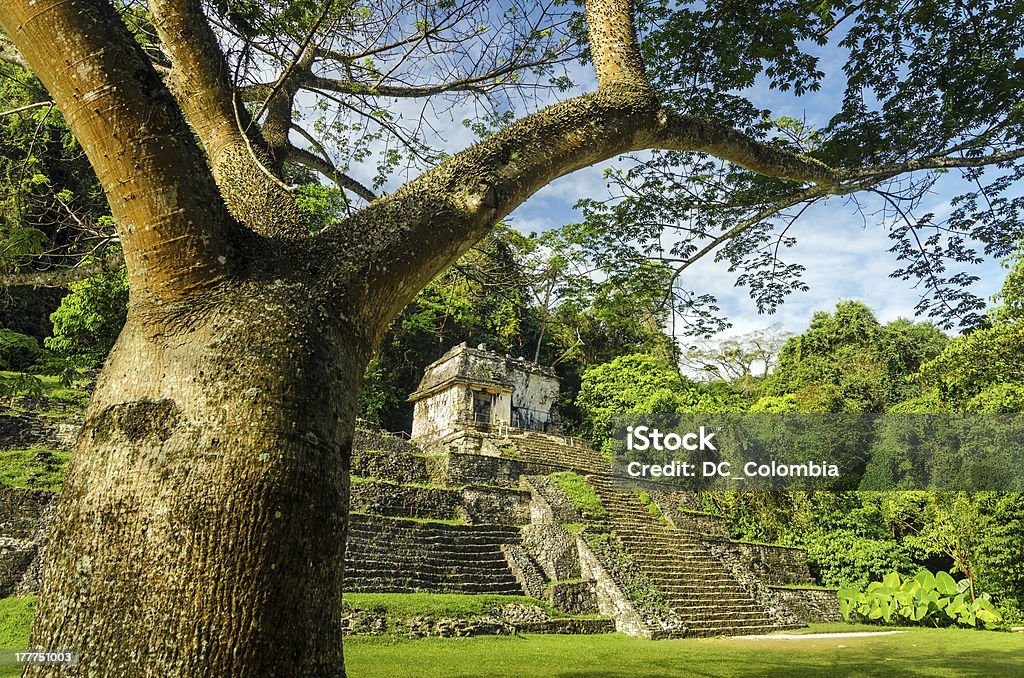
44 268 128 368
0 330 40 371
576 353 743 449
758 301 948 412
911 256 1024 413
0 64 108 272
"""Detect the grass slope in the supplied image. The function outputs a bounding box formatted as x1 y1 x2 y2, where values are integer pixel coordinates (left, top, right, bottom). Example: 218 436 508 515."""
548 472 606 518
0 447 70 492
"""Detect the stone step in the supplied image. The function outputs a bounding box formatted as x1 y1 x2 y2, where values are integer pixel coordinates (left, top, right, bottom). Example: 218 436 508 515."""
345 569 522 585
681 618 781 631
670 606 765 618
345 581 525 595
648 578 748 590
641 566 737 578
652 580 750 592
348 526 520 543
629 555 723 567
346 557 512 573
348 541 512 557
344 569 520 585
665 600 758 610
654 585 751 596
667 624 789 638
349 518 520 533
346 554 512 568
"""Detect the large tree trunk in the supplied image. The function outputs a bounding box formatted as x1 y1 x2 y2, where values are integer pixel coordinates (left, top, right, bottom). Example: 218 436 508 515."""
0 1 850 675
27 280 365 677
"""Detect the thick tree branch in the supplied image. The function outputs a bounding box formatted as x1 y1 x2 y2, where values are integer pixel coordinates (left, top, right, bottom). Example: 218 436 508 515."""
0 251 125 287
148 0 307 239
0 0 236 301
286 146 376 203
586 0 647 88
654 113 840 187
0 33 29 70
320 87 843 324
314 0 846 336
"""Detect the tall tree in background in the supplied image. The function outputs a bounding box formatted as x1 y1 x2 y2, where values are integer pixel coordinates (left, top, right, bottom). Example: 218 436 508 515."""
1 0 1023 675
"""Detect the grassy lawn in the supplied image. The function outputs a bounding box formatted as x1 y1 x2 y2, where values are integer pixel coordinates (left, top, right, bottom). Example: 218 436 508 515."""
344 625 1024 678
4 599 1022 677
0 597 34 678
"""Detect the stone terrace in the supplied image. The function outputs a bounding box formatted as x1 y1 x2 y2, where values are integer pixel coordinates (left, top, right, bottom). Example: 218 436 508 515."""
345 514 524 595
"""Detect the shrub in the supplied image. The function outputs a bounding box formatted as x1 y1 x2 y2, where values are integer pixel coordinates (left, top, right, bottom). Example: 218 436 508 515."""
0 329 41 370
804 529 914 589
45 267 128 367
838 570 1002 628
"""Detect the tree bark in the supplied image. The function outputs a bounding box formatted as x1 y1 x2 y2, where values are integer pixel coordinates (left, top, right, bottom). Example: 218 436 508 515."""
27 273 365 677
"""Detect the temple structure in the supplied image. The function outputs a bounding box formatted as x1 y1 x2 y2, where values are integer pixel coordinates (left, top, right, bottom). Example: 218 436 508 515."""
408 342 560 440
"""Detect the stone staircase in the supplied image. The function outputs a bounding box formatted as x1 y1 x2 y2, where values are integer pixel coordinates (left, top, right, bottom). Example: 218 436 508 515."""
591 477 796 637
344 514 525 595
503 430 609 473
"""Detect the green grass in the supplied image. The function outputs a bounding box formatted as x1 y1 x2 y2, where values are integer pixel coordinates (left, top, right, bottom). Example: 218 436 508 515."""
348 512 466 526
635 491 669 525
344 624 1024 677
2 604 1020 677
0 597 33 648
549 472 606 518
0 447 70 491
0 596 34 677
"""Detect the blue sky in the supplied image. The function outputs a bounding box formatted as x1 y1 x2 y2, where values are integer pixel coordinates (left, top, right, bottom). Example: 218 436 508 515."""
341 30 1011 345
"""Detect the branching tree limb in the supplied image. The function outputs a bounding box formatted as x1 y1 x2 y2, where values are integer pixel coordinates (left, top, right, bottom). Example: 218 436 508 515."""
286 146 376 203
148 0 308 238
0 251 124 287
316 0 847 332
1 0 235 302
